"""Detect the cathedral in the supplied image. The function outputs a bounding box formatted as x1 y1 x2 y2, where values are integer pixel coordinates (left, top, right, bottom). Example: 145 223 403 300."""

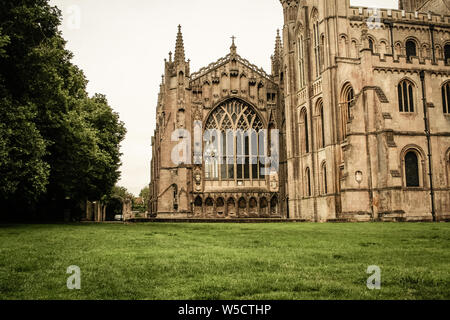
149 0 450 222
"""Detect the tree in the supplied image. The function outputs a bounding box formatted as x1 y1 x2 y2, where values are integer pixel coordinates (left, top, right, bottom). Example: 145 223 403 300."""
0 1 126 218
139 186 150 212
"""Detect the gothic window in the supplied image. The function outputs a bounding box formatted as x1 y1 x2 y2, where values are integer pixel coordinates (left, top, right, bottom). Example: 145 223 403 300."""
445 44 450 65
398 79 415 113
305 167 312 197
405 151 420 187
406 40 417 61
204 98 264 182
312 19 321 78
442 81 450 114
340 83 354 140
299 108 309 154
317 100 325 149
321 162 328 195
298 35 306 88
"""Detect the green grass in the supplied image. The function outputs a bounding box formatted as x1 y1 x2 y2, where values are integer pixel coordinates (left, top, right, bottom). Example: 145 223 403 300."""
0 222 449 300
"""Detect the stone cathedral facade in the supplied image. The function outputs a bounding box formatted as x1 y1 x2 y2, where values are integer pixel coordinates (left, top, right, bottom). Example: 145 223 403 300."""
150 0 450 221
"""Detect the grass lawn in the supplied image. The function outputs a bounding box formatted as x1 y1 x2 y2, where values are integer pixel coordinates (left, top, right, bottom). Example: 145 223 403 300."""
0 222 449 300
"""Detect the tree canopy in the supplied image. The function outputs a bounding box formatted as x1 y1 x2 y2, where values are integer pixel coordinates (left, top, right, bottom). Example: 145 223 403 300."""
0 0 126 217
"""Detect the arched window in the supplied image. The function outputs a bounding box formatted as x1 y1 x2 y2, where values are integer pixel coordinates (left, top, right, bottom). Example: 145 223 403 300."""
398 79 415 113
406 40 417 61
305 167 312 197
317 100 325 149
321 162 328 195
299 108 309 154
445 44 450 64
405 151 420 187
369 38 374 53
298 35 306 88
443 81 450 114
312 15 321 78
340 84 354 140
205 98 264 181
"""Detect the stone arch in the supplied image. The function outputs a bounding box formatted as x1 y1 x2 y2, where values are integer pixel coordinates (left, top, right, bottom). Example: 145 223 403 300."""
339 34 349 58
367 35 377 53
320 160 328 195
350 38 359 58
270 195 278 216
442 80 450 114
305 167 312 197
445 42 450 64
205 197 214 216
405 37 419 61
316 98 325 149
299 107 309 154
340 82 355 140
227 197 236 217
397 77 417 113
400 145 426 188
446 148 450 187
194 196 203 216
249 197 258 216
260 197 268 216
238 197 247 217
216 197 225 216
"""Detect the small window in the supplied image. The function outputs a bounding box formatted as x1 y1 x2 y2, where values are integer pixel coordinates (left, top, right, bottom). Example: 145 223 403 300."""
406 40 417 61
398 80 415 113
442 82 450 114
405 151 420 187
369 38 374 53
305 167 312 197
321 163 328 195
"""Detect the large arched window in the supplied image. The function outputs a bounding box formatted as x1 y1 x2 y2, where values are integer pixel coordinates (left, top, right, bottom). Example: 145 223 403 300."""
405 151 420 187
406 40 417 61
398 79 415 113
204 98 264 181
442 81 450 114
340 83 354 140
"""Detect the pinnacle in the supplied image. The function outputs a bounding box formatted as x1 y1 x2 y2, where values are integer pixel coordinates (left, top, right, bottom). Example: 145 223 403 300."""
174 25 185 64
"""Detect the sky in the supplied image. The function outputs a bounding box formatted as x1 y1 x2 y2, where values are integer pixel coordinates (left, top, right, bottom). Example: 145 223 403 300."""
49 0 397 195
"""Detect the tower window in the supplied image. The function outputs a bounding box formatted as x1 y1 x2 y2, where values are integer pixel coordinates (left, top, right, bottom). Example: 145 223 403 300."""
398 80 415 113
406 40 417 61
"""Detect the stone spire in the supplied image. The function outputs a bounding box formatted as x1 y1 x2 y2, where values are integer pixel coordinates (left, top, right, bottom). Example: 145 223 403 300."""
272 29 283 77
274 29 282 61
230 35 237 55
174 25 185 64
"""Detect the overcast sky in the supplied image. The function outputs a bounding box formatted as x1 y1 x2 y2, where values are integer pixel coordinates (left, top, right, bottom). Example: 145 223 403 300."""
49 0 397 195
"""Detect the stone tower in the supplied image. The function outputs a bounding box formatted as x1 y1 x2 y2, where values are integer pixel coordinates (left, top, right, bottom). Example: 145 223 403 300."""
399 0 450 13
